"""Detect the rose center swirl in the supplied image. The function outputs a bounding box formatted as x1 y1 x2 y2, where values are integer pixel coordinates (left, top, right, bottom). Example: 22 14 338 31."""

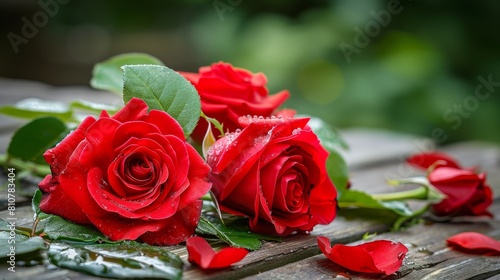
123 153 155 184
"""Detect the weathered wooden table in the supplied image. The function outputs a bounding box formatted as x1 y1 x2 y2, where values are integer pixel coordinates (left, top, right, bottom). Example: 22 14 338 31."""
1 78 499 280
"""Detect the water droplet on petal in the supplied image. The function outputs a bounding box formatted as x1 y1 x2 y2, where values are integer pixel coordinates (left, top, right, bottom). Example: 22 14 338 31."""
292 128 302 135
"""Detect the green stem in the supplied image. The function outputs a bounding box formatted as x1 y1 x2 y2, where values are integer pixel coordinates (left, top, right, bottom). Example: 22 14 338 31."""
372 186 428 201
0 154 51 177
31 218 40 237
391 204 430 231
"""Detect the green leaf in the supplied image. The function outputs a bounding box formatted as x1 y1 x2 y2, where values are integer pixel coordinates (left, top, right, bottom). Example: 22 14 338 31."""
123 65 201 138
0 219 31 236
48 242 183 279
32 189 42 217
91 53 164 94
32 190 50 220
0 232 46 257
201 111 225 136
8 117 68 164
326 149 349 196
304 115 349 150
70 99 120 115
0 98 75 122
38 215 112 243
338 189 413 217
196 215 280 250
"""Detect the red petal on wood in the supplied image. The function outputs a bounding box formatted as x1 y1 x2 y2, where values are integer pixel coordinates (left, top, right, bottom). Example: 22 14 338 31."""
317 236 408 275
447 232 500 255
186 236 248 269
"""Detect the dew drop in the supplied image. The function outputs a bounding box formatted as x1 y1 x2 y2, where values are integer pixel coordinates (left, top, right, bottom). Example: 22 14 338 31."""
398 252 406 260
417 247 434 255
292 128 302 135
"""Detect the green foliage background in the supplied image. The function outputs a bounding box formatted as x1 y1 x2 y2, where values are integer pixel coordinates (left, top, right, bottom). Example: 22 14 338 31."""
1 0 499 144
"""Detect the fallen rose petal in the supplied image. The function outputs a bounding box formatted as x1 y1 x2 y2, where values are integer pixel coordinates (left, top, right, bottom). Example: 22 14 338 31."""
447 232 500 255
186 236 248 269
317 236 408 275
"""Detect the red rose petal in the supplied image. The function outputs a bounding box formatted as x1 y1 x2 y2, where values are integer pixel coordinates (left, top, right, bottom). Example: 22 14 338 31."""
39 175 90 224
447 232 500 255
407 152 461 170
186 236 248 269
317 236 408 275
111 97 149 123
428 167 482 215
139 201 203 245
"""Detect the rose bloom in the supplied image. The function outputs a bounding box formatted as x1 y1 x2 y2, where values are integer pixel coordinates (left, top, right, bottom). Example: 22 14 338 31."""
38 98 211 245
428 167 492 217
407 152 493 218
207 115 337 235
179 62 289 142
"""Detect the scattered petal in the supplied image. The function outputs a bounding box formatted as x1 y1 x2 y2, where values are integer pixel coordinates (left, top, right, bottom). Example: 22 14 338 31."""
186 236 248 269
447 232 500 255
317 236 408 275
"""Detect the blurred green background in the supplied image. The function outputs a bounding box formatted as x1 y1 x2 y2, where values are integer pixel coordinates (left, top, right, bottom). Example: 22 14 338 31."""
1 0 499 144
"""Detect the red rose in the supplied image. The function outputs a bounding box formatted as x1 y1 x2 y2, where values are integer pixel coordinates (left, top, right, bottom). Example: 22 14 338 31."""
428 167 492 217
406 152 493 218
207 115 337 235
38 98 211 245
179 62 289 142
